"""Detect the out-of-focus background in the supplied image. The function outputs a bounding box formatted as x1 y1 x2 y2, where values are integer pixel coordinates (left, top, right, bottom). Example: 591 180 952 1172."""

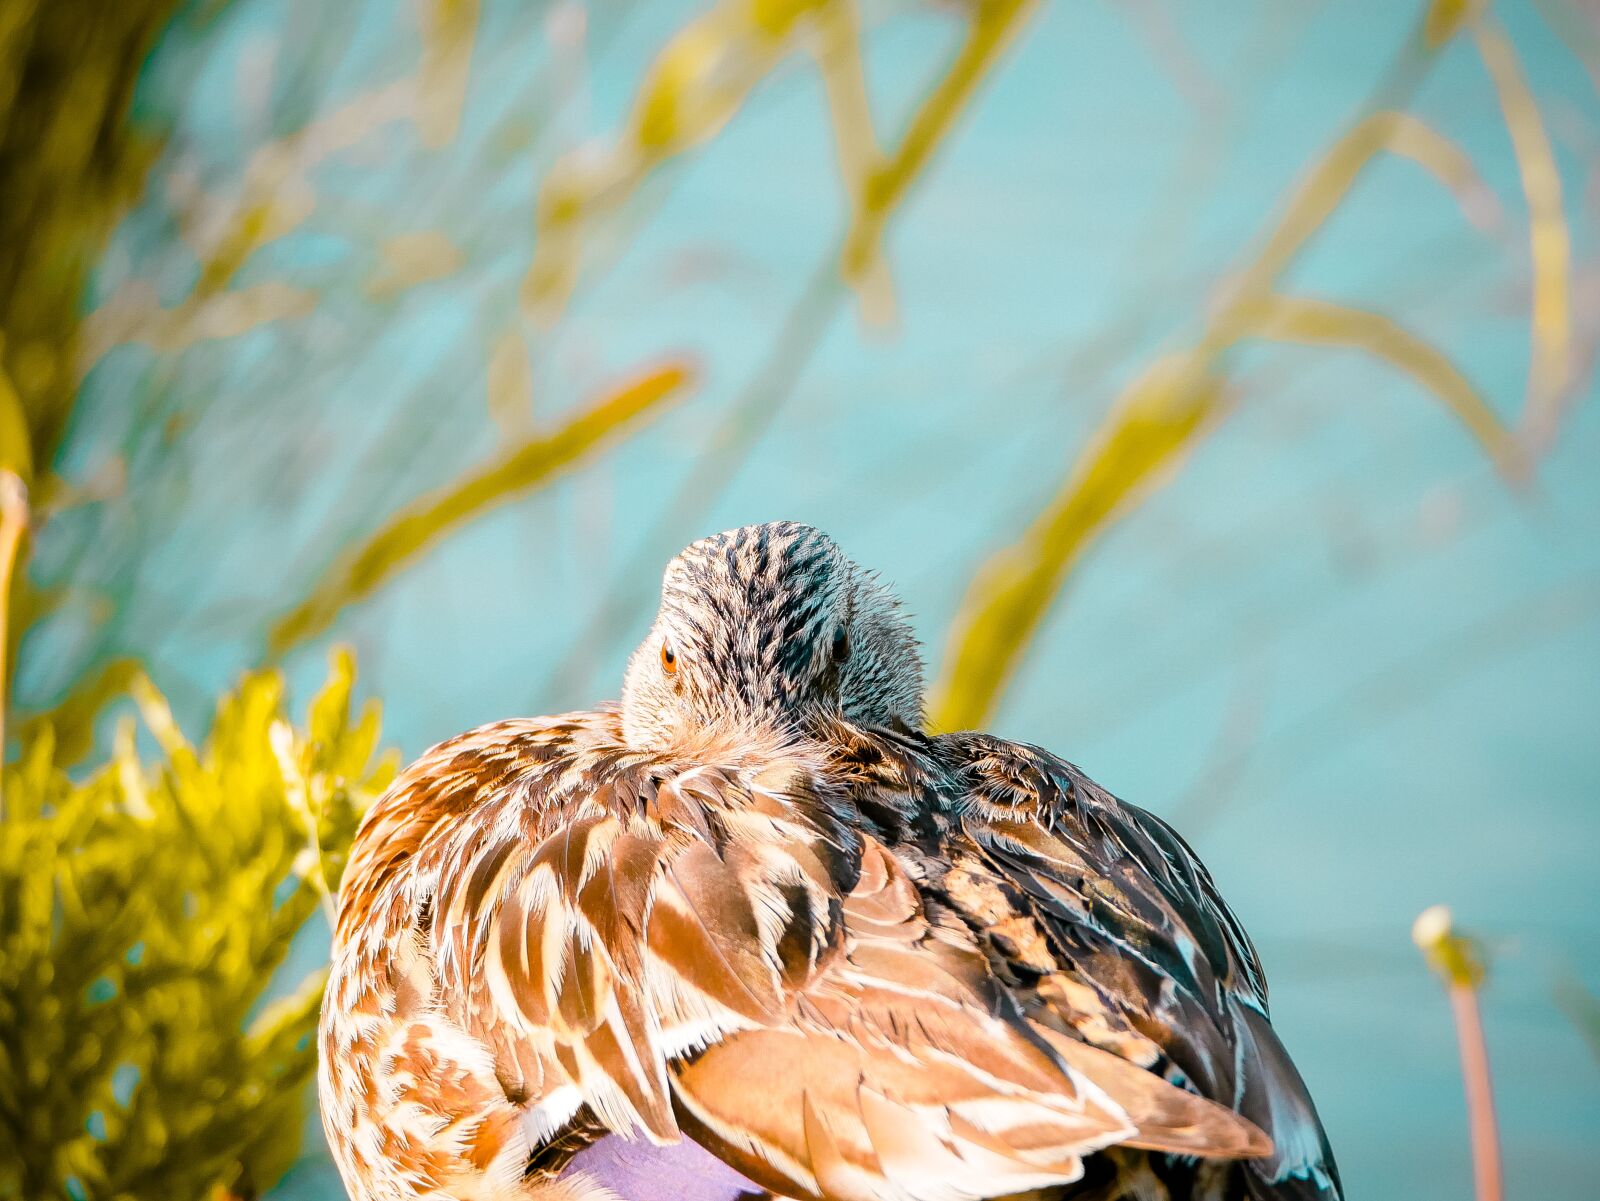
1 1 1597 1199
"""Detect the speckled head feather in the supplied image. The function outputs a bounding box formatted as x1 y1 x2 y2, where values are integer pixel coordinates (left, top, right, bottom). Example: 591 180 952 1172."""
621 522 923 748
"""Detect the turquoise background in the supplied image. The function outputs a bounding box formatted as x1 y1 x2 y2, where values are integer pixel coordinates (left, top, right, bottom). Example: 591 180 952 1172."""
31 1 1600 1197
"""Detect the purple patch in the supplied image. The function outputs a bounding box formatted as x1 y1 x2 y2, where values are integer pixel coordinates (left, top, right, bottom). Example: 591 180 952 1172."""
566 1134 766 1199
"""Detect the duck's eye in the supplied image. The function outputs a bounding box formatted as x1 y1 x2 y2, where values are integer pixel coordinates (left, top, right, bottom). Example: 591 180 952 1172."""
831 626 850 664
659 640 678 675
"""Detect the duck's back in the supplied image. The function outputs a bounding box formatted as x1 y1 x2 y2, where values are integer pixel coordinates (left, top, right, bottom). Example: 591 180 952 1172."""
921 729 1342 1201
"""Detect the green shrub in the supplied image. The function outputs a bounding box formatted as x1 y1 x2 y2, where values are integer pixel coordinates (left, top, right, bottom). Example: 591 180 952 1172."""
0 650 394 1201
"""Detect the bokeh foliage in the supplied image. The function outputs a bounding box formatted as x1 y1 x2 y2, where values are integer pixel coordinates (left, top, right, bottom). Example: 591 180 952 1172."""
0 651 393 1201
0 0 179 490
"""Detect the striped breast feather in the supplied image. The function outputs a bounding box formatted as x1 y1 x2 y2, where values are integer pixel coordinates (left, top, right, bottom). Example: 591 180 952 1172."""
421 722 863 1151
942 732 1342 1201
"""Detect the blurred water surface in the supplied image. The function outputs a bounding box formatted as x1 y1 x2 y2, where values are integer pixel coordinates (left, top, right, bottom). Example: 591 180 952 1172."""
26 1 1600 1197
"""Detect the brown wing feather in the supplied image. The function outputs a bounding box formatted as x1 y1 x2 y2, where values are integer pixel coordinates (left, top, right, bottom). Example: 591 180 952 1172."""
417 715 863 1154
937 731 1342 1201
649 841 785 1023
670 837 1268 1201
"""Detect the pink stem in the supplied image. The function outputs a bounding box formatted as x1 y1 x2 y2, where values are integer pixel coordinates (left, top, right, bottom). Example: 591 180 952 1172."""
1448 981 1503 1201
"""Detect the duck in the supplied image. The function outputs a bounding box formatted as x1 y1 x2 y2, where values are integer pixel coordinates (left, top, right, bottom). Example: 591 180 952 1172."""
318 521 1340 1201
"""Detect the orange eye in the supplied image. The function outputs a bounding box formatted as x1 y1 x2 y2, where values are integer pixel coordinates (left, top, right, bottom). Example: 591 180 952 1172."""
659 640 678 675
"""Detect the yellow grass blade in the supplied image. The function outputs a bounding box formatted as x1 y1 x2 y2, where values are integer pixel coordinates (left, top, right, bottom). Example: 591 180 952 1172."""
269 360 695 652
1382 111 1501 232
839 0 1038 304
0 357 32 481
1423 0 1482 49
931 8 1521 730
130 670 190 757
416 0 480 148
1225 111 1397 307
365 229 466 299
933 275 1529 729
1223 108 1491 313
1222 294 1524 479
813 0 893 322
525 0 1039 324
524 0 819 321
929 354 1226 730
1471 13 1572 454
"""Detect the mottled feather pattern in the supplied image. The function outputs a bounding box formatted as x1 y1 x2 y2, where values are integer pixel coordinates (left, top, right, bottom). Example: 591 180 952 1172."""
323 707 865 1198
320 523 1338 1201
936 734 1340 1200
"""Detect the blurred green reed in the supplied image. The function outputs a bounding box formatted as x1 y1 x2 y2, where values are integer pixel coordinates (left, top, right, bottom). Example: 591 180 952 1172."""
0 0 180 500
0 650 394 1201
0 1 1588 1197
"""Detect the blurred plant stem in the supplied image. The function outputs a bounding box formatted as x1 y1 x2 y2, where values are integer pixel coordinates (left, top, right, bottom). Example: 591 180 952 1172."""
838 0 1037 320
1469 10 1573 455
0 0 180 488
1413 905 1503 1201
0 0 182 758
0 469 27 803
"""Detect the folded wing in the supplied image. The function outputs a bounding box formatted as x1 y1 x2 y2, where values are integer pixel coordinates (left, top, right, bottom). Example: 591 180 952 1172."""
426 740 862 1153
670 838 1269 1201
944 732 1342 1201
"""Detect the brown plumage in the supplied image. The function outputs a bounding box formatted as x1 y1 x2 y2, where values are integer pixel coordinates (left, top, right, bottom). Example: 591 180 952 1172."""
319 522 1339 1201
